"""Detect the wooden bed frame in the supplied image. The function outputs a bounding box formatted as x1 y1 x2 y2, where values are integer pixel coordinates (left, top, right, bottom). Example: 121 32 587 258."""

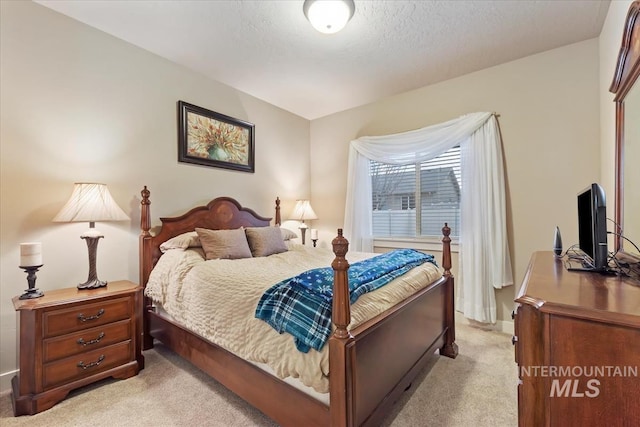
139 186 458 426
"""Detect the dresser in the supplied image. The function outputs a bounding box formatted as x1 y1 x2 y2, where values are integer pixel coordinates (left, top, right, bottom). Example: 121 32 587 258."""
513 252 640 426
11 280 144 416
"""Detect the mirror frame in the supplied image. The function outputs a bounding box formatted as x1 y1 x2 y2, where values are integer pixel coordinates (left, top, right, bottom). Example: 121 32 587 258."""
610 0 640 261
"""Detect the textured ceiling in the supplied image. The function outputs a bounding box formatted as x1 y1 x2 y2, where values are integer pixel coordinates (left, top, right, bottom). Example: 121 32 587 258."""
36 0 611 120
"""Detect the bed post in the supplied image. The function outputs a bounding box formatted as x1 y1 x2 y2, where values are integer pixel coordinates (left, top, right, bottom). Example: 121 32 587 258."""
275 197 281 225
439 223 458 358
139 186 154 350
329 229 356 427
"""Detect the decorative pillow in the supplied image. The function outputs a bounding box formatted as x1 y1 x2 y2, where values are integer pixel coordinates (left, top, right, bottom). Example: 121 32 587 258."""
245 226 288 257
279 227 298 241
195 227 252 260
159 231 201 253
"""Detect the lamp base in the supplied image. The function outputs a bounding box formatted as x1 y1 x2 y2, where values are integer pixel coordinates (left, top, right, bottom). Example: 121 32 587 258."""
78 278 107 290
79 235 107 290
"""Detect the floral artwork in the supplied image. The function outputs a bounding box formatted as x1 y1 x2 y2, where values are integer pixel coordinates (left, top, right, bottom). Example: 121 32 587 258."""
186 115 249 164
178 101 255 172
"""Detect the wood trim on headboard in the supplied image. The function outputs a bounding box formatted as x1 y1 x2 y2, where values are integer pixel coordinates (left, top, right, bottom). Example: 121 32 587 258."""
139 186 278 288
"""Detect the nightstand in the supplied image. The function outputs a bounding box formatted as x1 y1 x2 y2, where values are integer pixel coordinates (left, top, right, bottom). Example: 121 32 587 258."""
11 280 144 416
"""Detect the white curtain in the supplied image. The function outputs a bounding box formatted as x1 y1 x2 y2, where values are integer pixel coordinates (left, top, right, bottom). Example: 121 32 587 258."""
343 112 513 323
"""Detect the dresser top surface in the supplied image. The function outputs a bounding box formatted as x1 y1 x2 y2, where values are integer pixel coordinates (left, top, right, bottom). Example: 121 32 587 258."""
13 280 140 311
516 252 640 322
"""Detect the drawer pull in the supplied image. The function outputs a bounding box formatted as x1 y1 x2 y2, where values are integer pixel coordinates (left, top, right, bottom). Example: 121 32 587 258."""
77 309 105 322
77 332 105 346
77 354 105 370
512 335 518 345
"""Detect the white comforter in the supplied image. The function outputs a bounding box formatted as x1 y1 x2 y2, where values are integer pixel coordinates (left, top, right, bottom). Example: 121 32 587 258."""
144 242 442 393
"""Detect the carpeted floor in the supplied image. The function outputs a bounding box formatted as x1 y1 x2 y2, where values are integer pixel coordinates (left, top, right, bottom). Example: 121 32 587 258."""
0 321 517 426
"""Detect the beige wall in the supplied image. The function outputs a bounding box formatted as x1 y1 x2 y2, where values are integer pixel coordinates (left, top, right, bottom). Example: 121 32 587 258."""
310 39 602 326
0 1 310 392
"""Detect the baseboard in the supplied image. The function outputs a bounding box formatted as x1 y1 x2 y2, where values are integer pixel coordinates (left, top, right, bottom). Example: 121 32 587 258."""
455 311 514 335
1 370 17 395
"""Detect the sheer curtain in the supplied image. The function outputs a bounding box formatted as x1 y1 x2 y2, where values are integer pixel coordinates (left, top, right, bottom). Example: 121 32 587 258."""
343 112 513 323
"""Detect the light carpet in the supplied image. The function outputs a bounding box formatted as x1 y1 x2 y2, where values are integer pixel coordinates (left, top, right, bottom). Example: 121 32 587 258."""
0 321 517 426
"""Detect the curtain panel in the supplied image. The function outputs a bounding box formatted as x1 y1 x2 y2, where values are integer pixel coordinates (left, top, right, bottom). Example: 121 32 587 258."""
343 112 513 323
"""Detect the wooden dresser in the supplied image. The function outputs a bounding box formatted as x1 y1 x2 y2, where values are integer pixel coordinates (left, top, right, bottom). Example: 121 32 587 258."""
11 280 144 416
513 252 640 426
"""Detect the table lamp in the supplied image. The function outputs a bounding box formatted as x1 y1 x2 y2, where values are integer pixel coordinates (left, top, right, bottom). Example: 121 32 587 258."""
53 183 129 289
291 200 318 245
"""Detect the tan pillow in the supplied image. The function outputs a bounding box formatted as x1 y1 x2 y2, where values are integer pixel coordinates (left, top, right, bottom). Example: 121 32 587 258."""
159 231 201 253
245 226 288 257
195 227 252 260
279 227 298 241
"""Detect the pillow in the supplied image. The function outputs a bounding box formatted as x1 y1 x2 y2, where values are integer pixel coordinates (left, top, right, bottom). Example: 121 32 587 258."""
245 226 288 257
195 227 252 260
279 227 298 241
159 231 201 253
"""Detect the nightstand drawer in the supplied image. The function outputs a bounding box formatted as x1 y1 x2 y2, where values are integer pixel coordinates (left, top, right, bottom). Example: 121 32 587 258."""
44 297 132 337
43 340 133 390
43 319 132 363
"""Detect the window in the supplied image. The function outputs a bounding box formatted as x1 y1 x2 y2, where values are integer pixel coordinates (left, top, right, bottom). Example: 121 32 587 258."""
371 146 461 238
401 195 415 210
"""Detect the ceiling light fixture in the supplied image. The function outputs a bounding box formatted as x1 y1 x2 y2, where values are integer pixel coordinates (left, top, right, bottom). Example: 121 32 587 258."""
303 0 355 34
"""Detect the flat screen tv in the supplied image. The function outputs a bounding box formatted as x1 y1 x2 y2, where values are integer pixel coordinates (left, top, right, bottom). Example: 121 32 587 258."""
577 183 608 272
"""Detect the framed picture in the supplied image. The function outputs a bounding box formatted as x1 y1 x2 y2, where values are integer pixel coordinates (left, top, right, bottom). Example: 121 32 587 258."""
178 101 255 173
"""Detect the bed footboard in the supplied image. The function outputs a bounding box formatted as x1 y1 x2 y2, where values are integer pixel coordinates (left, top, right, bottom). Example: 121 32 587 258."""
329 226 456 427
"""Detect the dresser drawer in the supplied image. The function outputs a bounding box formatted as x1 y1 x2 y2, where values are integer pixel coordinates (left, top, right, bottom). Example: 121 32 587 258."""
43 319 132 363
43 340 133 390
43 297 132 338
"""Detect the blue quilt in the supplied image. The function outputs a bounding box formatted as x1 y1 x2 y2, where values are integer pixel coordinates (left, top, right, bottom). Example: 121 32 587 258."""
255 249 436 353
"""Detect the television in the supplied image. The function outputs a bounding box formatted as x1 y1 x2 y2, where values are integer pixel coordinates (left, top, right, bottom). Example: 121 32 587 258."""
576 183 608 272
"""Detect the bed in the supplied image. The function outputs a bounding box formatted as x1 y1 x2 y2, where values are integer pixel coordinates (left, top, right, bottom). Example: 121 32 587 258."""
139 186 458 426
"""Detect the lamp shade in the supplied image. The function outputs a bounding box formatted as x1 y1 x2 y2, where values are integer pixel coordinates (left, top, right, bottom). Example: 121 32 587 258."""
290 200 318 221
53 183 129 223
303 0 355 34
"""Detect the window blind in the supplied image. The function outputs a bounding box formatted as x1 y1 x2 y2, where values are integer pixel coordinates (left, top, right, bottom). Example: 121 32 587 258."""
371 146 461 238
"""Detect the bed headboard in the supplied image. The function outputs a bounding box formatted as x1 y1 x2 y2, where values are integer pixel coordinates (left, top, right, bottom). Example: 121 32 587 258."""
139 186 280 287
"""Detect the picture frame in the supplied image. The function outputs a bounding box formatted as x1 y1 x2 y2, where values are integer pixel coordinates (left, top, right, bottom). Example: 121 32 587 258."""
178 101 255 173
